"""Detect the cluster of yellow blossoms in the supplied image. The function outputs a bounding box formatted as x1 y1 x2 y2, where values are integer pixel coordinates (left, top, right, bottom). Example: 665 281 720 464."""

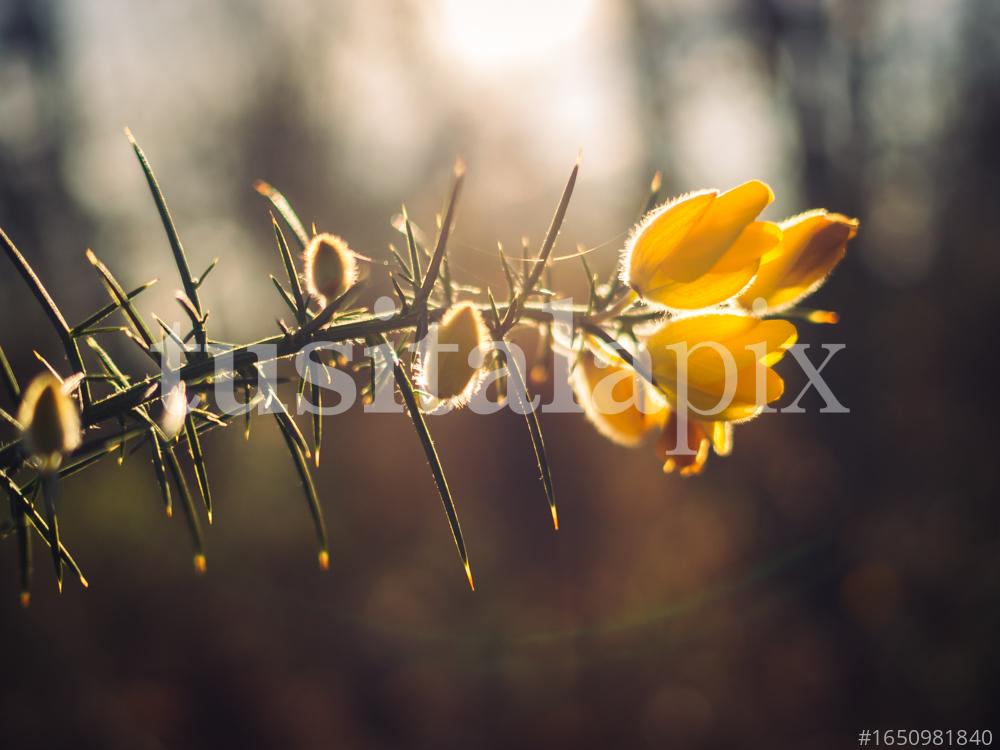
572 180 859 476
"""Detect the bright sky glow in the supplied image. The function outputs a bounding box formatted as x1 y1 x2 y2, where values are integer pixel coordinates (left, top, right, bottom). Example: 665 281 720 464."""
435 0 596 72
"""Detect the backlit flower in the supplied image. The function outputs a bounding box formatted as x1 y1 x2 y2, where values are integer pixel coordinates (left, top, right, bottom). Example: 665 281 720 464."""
739 210 859 313
303 232 358 308
17 373 81 470
623 180 782 310
644 313 798 422
569 343 667 446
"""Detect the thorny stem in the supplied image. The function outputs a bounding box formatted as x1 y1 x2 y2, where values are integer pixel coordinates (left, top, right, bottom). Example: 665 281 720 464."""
0 302 634 474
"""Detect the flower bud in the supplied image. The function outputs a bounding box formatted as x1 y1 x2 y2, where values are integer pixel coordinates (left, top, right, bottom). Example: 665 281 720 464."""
17 373 82 470
160 381 188 440
303 233 358 308
418 302 488 409
806 310 839 325
739 210 859 313
624 180 781 309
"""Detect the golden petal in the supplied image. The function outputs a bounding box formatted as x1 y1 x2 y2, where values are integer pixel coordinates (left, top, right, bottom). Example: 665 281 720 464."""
645 315 796 421
655 180 774 283
711 221 782 273
740 211 859 311
643 261 760 310
571 348 667 446
625 190 716 297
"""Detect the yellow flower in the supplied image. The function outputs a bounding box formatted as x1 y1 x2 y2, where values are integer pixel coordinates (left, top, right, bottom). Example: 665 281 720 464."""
623 180 782 309
303 232 358 308
644 313 797 422
656 412 732 476
17 373 82 470
569 344 667 446
739 210 859 313
418 302 489 409
567 338 739 476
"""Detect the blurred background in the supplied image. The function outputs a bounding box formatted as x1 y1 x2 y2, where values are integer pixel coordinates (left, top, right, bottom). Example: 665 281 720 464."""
1 0 998 747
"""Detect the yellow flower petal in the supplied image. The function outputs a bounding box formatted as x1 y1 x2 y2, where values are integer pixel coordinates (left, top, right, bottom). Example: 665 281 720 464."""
711 220 782 273
739 210 858 312
718 365 785 421
645 313 796 422
657 180 774 283
625 190 716 298
644 220 782 309
645 312 757 349
644 261 760 310
570 347 667 446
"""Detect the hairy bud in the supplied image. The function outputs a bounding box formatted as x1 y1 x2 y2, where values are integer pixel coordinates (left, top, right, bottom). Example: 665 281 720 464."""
418 302 488 410
303 233 358 308
17 373 82 470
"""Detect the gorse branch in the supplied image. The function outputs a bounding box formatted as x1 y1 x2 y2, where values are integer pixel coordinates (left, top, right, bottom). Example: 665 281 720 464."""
0 130 858 605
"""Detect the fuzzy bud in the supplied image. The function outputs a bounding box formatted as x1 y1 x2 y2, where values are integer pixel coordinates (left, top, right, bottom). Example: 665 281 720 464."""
418 302 488 410
17 373 82 470
160 381 188 440
303 233 358 308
